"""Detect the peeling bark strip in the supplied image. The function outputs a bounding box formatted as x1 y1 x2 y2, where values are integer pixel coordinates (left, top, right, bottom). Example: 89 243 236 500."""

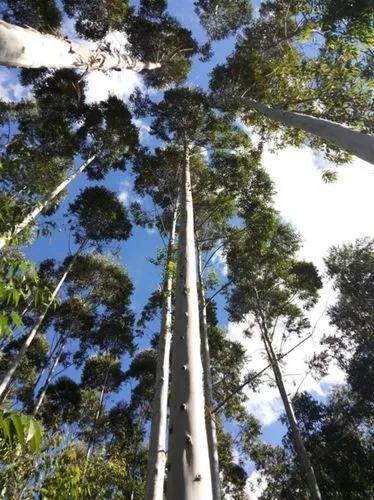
145 204 178 500
0 21 161 72
197 252 221 500
167 148 213 500
0 156 97 251
247 99 374 165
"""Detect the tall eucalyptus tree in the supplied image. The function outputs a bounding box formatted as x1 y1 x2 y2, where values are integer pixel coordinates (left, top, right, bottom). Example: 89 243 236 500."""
209 0 374 164
0 186 131 402
226 209 323 500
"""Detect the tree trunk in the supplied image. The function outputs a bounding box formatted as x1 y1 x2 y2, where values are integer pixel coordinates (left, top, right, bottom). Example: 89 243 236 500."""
0 245 83 403
0 155 96 250
0 21 161 72
32 336 66 416
145 203 178 500
247 98 374 165
167 146 212 500
197 251 221 500
261 327 322 500
86 367 110 460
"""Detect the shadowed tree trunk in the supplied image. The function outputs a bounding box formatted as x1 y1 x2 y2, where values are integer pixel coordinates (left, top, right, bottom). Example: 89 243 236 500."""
0 21 160 72
197 250 220 500
247 98 374 165
145 202 178 500
167 145 212 500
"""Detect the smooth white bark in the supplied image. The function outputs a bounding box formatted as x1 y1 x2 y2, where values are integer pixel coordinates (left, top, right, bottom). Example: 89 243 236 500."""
32 336 66 416
197 252 221 500
145 205 178 500
248 99 374 165
261 328 322 500
167 148 213 500
0 21 161 72
0 156 96 251
0 258 76 403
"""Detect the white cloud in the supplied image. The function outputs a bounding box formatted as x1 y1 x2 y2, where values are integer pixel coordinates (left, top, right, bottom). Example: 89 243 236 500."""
0 68 32 102
246 470 268 499
263 146 374 267
211 246 228 276
132 118 151 141
228 147 374 426
118 179 132 205
84 66 142 104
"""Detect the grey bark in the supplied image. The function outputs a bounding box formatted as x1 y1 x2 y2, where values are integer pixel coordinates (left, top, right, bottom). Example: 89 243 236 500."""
261 326 322 500
0 156 96 250
0 21 160 72
248 98 374 165
145 203 178 500
167 147 213 500
197 251 221 500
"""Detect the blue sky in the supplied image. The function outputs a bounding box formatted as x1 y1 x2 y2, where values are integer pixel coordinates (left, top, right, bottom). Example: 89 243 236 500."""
1 0 374 496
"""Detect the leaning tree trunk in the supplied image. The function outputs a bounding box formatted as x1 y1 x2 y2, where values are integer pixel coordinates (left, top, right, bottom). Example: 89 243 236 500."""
0 156 96 250
0 21 161 72
261 327 322 500
197 251 221 500
167 146 212 500
0 244 83 403
32 336 66 416
247 98 374 165
145 203 178 500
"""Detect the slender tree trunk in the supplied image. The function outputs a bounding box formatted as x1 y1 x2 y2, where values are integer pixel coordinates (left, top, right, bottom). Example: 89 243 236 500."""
86 367 110 460
145 203 178 500
0 244 83 403
32 336 66 416
30 334 62 401
247 98 374 165
261 327 322 500
197 251 221 500
167 146 212 500
0 21 161 72
0 156 96 250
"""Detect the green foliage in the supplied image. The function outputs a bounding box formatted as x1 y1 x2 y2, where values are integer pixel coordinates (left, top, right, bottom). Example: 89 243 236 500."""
195 0 252 40
126 14 199 87
1 0 62 31
67 186 132 245
0 253 50 337
227 211 322 328
63 0 133 40
253 387 374 499
209 0 373 162
77 95 139 179
0 409 42 452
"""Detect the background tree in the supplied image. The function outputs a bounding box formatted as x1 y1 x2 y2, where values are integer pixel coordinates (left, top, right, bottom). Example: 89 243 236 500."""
226 206 323 500
0 186 131 402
